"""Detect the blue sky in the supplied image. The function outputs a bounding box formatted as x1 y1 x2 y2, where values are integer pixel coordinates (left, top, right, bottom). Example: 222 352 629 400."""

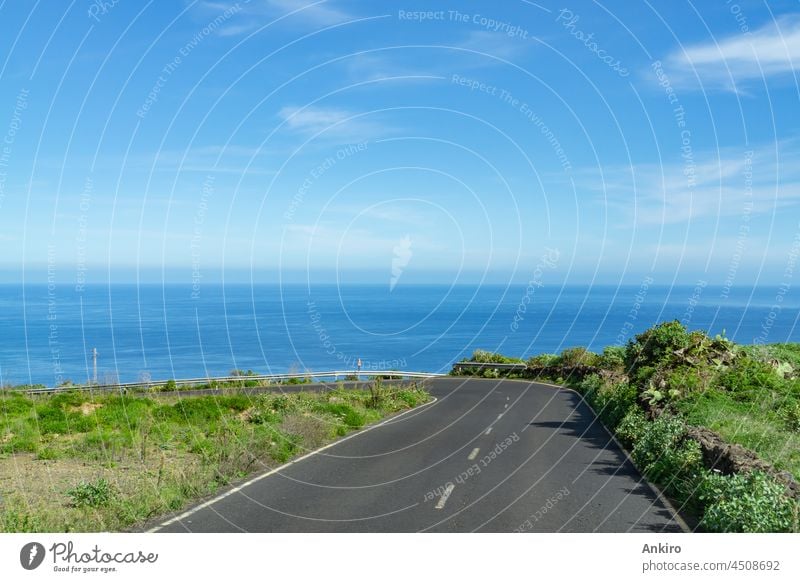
0 0 799 286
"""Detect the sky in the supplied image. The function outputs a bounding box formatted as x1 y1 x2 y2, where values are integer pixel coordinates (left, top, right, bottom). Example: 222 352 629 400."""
0 0 799 286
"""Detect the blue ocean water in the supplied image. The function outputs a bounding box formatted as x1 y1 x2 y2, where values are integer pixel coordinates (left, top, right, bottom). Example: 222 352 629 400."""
0 283 798 387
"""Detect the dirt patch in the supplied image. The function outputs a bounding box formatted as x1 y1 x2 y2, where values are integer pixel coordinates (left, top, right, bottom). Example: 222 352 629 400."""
280 413 330 451
71 402 103 416
687 426 800 499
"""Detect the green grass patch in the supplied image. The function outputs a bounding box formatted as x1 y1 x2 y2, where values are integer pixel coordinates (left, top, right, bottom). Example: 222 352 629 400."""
0 382 429 532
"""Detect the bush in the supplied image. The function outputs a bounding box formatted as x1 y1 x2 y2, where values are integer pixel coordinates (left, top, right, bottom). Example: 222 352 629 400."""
630 414 688 473
596 346 626 371
66 478 113 508
162 379 178 392
527 353 558 368
556 347 598 368
468 350 523 364
714 357 783 398
626 321 691 384
664 366 706 400
615 408 648 448
698 471 798 532
580 375 637 430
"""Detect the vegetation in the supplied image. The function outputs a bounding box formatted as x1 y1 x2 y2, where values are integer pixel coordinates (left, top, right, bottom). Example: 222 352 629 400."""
0 382 429 532
454 321 800 532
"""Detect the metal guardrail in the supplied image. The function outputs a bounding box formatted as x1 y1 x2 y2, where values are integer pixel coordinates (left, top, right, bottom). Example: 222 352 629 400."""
451 362 527 370
21 370 447 395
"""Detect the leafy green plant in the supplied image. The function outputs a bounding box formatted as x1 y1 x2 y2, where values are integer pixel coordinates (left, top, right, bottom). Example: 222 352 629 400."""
556 347 598 368
698 471 798 533
596 346 626 371
66 478 113 508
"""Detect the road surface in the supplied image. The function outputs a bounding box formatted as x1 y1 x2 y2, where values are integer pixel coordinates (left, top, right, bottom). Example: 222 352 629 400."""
151 378 685 532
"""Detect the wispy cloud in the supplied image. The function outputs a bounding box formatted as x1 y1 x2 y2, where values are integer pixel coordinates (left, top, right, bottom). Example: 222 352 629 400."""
455 30 530 61
659 15 800 91
194 0 355 36
572 142 800 225
278 105 394 141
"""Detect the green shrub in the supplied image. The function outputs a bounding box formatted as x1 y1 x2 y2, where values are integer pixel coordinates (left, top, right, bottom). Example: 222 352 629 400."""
626 321 690 384
615 408 648 448
527 353 558 367
630 414 687 473
698 471 798 532
596 346 626 371
714 357 783 398
468 350 522 364
556 347 598 368
66 478 113 508
324 403 365 428
162 379 178 392
779 400 800 432
34 405 69 434
580 375 637 430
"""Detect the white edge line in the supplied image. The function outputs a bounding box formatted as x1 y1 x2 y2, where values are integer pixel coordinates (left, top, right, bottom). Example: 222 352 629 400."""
147 396 438 532
484 427 492 435
500 377 691 533
434 483 455 510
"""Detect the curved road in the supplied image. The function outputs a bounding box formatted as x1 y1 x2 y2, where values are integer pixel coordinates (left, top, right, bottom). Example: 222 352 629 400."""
151 378 685 533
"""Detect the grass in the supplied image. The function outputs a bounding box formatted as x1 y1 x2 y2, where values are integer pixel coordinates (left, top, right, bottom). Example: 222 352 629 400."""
677 390 800 480
0 381 429 532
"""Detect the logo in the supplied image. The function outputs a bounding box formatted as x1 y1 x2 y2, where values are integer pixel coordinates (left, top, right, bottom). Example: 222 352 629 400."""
20 542 46 570
390 235 413 291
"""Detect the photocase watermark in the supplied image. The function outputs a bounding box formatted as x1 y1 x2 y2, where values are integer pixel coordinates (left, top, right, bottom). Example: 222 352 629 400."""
615 275 654 346
87 0 121 22
23 540 158 574
555 9 628 77
451 74 572 171
680 279 707 328
514 486 571 531
511 248 560 332
398 9 530 39
652 60 695 190
754 224 800 345
284 141 368 222
136 2 244 119
75 176 93 293
47 245 64 386
423 432 520 502
726 0 751 34
390 235 412 291
190 175 215 300
721 150 754 300
307 300 406 370
0 88 30 211
20 542 46 570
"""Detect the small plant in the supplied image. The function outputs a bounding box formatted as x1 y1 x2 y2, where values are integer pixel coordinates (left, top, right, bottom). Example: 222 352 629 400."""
66 478 113 508
162 379 178 392
699 471 798 533
556 347 598 368
367 378 387 409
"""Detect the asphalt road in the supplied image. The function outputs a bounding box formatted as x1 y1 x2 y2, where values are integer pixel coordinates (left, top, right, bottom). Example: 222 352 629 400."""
152 378 685 533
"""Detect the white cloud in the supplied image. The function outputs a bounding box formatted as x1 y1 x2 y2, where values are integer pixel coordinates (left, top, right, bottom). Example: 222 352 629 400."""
278 105 393 141
573 142 800 225
195 0 355 36
661 15 800 90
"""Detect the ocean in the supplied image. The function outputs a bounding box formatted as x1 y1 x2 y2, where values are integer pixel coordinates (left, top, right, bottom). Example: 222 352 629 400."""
0 283 798 387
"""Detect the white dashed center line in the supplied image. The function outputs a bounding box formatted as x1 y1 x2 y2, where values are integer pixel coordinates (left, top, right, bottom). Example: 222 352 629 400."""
484 427 492 435
467 447 480 460
435 484 455 510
